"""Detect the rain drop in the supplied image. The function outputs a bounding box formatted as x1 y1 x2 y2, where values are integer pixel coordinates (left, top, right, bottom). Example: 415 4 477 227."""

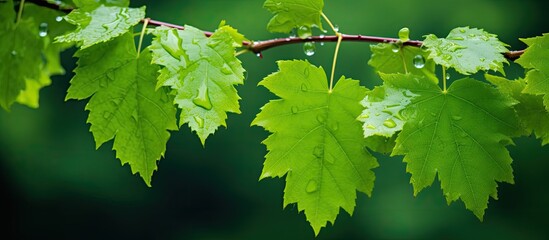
300 83 308 92
358 114 369 120
413 55 425 69
192 84 213 110
289 29 296 38
291 106 298 114
443 54 452 60
103 112 112 119
330 122 339 131
303 67 310 77
220 65 233 75
11 50 17 56
383 119 397 128
55 16 63 22
452 115 463 121
446 73 451 80
325 156 335 164
366 124 376 129
303 42 316 56
313 145 324 158
38 22 48 37
297 25 312 38
316 114 326 124
256 52 263 58
459 28 466 33
194 116 204 128
479 57 486 62
131 109 139 121
391 43 400 53
306 180 318 193
99 78 108 88
333 25 339 32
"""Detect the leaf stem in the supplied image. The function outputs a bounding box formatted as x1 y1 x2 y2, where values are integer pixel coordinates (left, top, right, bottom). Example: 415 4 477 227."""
329 33 343 92
399 46 408 73
321 12 338 34
136 18 149 57
16 0 26 24
442 66 448 93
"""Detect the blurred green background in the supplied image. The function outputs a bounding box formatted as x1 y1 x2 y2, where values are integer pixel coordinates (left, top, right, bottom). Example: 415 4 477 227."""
1 0 548 239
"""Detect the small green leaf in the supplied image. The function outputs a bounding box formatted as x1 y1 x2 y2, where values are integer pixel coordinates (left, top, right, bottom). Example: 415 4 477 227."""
55 5 145 49
368 43 437 83
66 33 178 186
263 0 324 33
516 33 549 111
486 74 549 145
253 60 378 235
358 83 417 138
423 27 509 75
0 5 43 110
150 25 245 145
387 73 519 219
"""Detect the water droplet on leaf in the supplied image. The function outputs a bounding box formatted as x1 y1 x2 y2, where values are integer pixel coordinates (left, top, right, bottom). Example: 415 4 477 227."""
330 122 339 131
132 109 139 121
194 116 204 128
366 124 376 129
303 67 310 77
306 180 318 193
313 145 324 158
38 22 48 37
446 73 451 80
452 115 462 121
220 65 233 75
391 43 400 53
11 50 17 56
316 114 326 124
55 16 63 22
301 83 308 92
479 57 486 62
192 84 213 110
291 106 298 114
413 55 425 69
383 119 397 128
99 78 108 88
103 112 112 119
459 28 466 33
303 42 316 56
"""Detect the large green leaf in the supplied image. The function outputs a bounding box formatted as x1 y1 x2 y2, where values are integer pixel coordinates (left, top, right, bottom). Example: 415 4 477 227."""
0 0 43 110
516 33 549 111
386 73 519 219
253 60 378 235
66 33 178 186
55 5 145 49
486 74 549 145
150 25 245 145
423 27 509 75
263 0 324 33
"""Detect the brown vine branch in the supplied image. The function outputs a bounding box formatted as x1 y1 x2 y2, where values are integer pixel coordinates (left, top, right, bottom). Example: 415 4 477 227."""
27 0 523 60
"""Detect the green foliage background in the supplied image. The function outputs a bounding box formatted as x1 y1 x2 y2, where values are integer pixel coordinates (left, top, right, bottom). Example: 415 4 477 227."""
1 0 547 239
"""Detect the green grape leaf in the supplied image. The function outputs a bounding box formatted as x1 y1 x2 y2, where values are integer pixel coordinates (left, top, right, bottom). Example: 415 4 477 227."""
0 0 43 110
515 33 549 111
66 33 178 186
423 27 509 75
263 0 324 33
386 73 519 219
364 135 396 155
253 60 378 235
16 4 75 108
358 84 417 138
368 43 438 83
150 25 245 145
55 5 145 49
486 74 549 145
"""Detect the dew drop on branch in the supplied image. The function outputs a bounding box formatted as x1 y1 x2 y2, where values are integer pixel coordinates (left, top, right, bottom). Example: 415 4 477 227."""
391 43 400 53
303 42 316 56
297 26 311 38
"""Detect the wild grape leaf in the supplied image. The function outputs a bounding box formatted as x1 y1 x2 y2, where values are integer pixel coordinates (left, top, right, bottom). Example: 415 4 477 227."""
263 0 324 33
66 33 178 186
150 25 245 145
386 73 519 219
368 43 438 83
55 4 145 49
515 33 549 111
16 4 74 108
358 84 417 138
0 0 43 110
423 27 509 75
486 74 549 145
253 60 378 235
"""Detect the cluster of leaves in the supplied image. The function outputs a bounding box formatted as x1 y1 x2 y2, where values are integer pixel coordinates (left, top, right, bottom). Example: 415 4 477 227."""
1 0 548 236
